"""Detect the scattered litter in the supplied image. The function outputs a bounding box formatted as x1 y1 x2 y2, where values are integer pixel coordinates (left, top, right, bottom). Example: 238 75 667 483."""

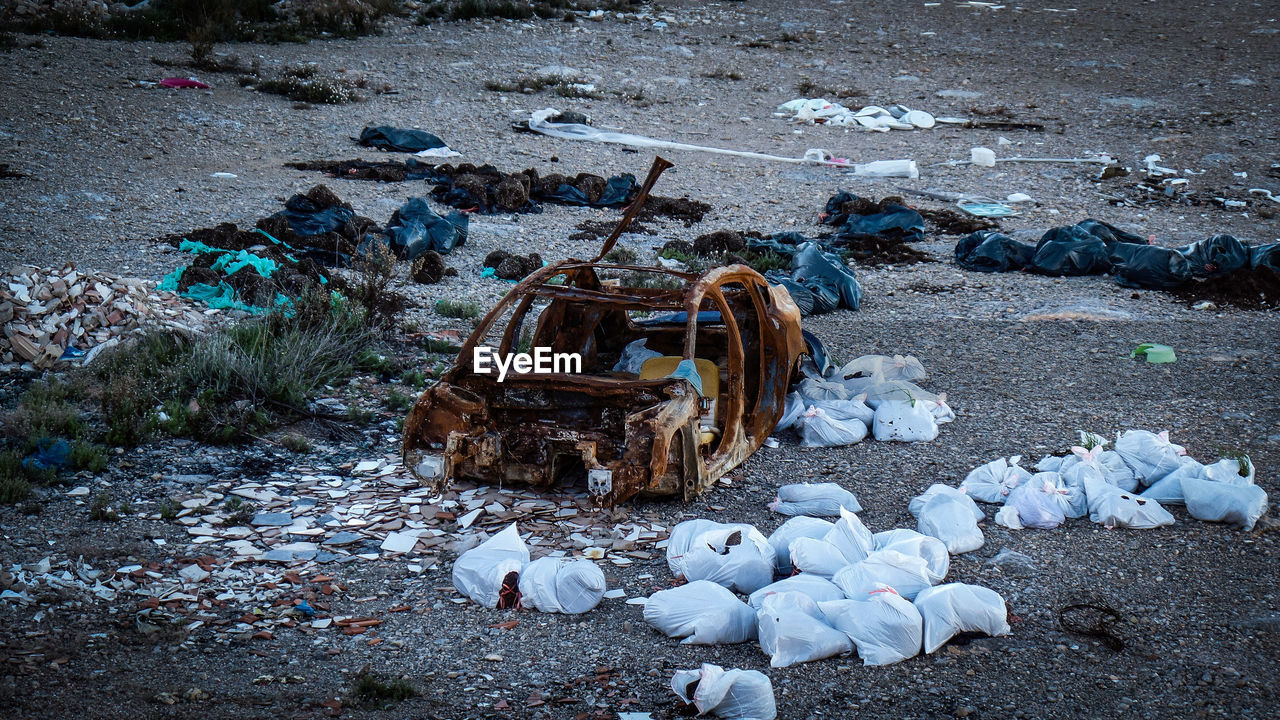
1130 343 1176 363
777 99 937 131
527 107 864 167
159 77 209 89
357 125 459 156
1 263 204 371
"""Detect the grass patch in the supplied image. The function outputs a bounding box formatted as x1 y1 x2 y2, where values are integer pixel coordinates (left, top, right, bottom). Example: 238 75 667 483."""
158 498 180 520
0 0 399 42
400 369 429 388
435 299 481 319
280 433 312 453
795 78 863 100
351 671 418 708
485 72 600 98
703 67 743 81
88 492 120 522
221 496 255 526
1 290 383 463
603 247 638 265
248 64 360 104
384 390 415 413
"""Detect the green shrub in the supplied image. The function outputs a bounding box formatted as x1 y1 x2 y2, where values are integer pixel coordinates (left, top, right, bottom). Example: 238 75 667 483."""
435 299 481 319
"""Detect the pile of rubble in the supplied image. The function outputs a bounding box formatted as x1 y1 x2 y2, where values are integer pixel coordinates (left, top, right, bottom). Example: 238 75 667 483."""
1 263 206 371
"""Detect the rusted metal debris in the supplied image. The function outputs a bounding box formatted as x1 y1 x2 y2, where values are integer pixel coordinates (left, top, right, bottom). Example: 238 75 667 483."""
403 157 807 506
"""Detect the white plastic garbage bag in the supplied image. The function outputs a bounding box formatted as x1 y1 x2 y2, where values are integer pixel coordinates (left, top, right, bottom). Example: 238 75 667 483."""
756 592 853 667
797 406 868 447
451 523 530 608
766 516 831 573
862 380 939 409
1139 457 1204 505
838 354 928 383
769 482 862 517
748 574 846 609
1084 475 1175 529
824 508 875 564
922 393 956 424
872 529 949 583
911 485 984 554
820 395 875 426
680 526 776 594
518 557 606 614
796 377 849 403
832 550 935 600
789 537 853 578
994 504 1023 529
1004 474 1067 529
1059 446 1138 492
1181 476 1268 530
644 580 758 645
1114 430 1186 486
909 484 984 520
819 589 923 666
960 456 1031 503
1035 455 1065 473
671 663 776 720
766 516 832 573
915 583 1011 653
1046 471 1087 519
612 338 662 374
667 520 766 575
775 392 806 432
872 400 939 442
1205 456 1255 485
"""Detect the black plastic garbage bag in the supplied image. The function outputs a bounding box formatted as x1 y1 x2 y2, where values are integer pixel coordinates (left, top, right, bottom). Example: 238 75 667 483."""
358 126 450 153
801 328 833 377
791 242 862 313
1109 243 1194 289
768 275 817 316
1032 225 1113 276
1075 219 1147 247
954 230 1037 272
1179 234 1250 277
277 192 356 237
596 174 639 207
823 191 925 242
384 198 469 258
1252 243 1280 271
746 232 808 257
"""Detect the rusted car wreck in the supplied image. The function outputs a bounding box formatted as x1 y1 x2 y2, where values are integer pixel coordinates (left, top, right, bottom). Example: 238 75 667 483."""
403 158 806 506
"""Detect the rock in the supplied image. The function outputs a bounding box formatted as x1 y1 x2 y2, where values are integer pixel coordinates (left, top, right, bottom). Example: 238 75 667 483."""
179 564 210 583
251 512 293 527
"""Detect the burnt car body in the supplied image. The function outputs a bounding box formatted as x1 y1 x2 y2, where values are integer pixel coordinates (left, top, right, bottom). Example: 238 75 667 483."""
402 260 806 506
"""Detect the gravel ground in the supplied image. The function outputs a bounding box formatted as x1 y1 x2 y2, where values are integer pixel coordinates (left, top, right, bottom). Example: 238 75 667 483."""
2 1 1279 718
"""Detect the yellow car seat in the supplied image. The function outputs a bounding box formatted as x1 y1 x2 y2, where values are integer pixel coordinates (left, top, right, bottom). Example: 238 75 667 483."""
639 356 720 446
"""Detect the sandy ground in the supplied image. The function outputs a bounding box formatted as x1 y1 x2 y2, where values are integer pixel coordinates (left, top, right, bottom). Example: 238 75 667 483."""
1 1 1279 718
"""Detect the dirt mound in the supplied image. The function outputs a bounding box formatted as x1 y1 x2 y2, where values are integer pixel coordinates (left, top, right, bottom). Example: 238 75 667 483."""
635 196 711 226
839 233 931 266
484 250 543 280
1168 267 1280 310
693 229 746 255
919 207 999 235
